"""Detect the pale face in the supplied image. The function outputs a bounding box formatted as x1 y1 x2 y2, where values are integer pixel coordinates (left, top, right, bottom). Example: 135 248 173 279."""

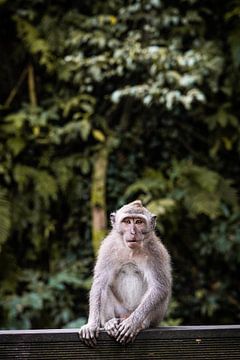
120 217 148 249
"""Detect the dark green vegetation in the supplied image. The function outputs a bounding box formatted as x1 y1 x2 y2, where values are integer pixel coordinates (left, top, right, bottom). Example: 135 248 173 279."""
0 0 240 329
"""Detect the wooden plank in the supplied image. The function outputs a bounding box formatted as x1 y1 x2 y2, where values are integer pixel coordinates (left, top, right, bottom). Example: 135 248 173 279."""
0 326 240 359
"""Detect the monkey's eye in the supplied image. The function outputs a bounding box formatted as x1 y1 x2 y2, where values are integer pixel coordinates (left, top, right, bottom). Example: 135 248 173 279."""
123 218 131 224
135 219 144 225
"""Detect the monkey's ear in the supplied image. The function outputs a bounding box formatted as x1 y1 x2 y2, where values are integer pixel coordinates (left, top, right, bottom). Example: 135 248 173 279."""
151 215 157 229
110 212 116 227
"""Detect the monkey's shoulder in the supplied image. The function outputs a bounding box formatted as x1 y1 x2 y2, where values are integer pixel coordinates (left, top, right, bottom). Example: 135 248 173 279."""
148 235 170 256
97 233 118 255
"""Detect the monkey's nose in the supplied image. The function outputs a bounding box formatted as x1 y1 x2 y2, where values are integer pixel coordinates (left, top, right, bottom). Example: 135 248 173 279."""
130 227 136 234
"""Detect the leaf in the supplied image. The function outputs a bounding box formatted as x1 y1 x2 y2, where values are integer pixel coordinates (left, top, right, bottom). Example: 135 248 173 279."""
13 165 58 204
5 111 26 130
126 160 239 221
53 119 91 142
6 137 26 156
62 94 96 118
92 129 106 142
222 137 233 150
13 16 55 72
185 190 221 219
147 199 176 216
80 119 91 140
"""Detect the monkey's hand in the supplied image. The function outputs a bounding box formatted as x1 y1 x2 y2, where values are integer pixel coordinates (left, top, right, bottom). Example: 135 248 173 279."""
115 317 142 344
78 323 99 347
104 318 122 338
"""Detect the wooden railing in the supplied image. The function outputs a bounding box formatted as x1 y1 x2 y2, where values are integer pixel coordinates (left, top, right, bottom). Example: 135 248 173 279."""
1 325 240 359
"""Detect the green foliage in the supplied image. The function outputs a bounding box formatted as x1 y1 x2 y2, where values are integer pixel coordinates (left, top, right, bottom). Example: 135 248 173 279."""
14 16 55 72
125 160 240 324
126 160 238 220
1 262 91 329
225 0 240 68
0 190 11 250
0 0 240 329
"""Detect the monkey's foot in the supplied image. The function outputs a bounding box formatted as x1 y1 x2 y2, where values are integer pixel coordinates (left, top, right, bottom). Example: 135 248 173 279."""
104 318 122 338
78 324 99 347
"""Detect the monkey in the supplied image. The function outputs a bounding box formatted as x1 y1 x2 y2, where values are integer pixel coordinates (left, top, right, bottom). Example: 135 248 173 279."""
79 200 172 346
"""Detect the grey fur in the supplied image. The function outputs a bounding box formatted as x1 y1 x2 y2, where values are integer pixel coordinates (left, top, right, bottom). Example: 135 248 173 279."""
79 201 172 346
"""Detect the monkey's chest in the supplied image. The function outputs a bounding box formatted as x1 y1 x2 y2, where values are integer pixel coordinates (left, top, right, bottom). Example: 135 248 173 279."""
112 262 148 310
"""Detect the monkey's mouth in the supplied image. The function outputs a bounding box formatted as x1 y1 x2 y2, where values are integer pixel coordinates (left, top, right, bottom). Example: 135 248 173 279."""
127 238 138 243
126 239 139 246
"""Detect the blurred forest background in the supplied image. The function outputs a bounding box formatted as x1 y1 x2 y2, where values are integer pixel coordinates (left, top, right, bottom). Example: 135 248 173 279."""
0 0 240 330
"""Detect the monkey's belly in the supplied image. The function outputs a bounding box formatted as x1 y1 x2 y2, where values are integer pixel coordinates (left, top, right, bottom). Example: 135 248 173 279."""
112 262 147 311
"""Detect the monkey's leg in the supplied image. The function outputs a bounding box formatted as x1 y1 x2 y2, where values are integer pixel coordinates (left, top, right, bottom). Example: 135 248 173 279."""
101 289 128 338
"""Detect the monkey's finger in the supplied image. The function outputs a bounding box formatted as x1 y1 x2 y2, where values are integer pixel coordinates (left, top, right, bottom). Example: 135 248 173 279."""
88 335 97 347
109 322 119 337
119 331 134 344
113 322 120 332
79 326 89 339
125 333 136 344
116 329 129 343
89 330 98 346
83 338 96 348
119 335 130 344
120 330 132 344
116 323 124 333
80 332 94 348
105 319 120 337
116 323 129 336
131 334 137 343
107 329 117 338
88 337 97 347
79 329 97 347
119 325 136 344
79 330 85 341
116 333 123 342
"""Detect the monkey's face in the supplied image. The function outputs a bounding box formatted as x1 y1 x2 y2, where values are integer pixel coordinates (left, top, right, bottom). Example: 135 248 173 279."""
120 217 147 249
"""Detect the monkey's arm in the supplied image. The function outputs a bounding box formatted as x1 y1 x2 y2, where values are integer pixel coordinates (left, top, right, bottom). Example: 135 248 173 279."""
79 240 116 347
88 272 108 324
79 267 110 346
115 284 170 343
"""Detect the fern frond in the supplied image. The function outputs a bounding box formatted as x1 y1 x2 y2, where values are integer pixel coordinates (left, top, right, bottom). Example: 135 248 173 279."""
13 165 57 205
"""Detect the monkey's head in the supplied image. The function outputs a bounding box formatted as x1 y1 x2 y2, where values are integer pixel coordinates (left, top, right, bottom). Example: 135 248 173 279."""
110 200 157 249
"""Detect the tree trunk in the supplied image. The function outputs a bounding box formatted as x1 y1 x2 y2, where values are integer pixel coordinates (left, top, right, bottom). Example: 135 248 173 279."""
28 63 37 107
91 147 108 256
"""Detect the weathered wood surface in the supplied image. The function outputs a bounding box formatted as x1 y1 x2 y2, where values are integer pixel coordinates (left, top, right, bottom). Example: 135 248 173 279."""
0 325 240 359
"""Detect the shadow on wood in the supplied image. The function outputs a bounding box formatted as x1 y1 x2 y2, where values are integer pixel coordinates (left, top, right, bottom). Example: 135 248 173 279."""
0 325 240 359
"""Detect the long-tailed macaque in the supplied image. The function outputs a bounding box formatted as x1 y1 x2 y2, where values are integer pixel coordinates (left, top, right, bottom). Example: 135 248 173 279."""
79 200 172 346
